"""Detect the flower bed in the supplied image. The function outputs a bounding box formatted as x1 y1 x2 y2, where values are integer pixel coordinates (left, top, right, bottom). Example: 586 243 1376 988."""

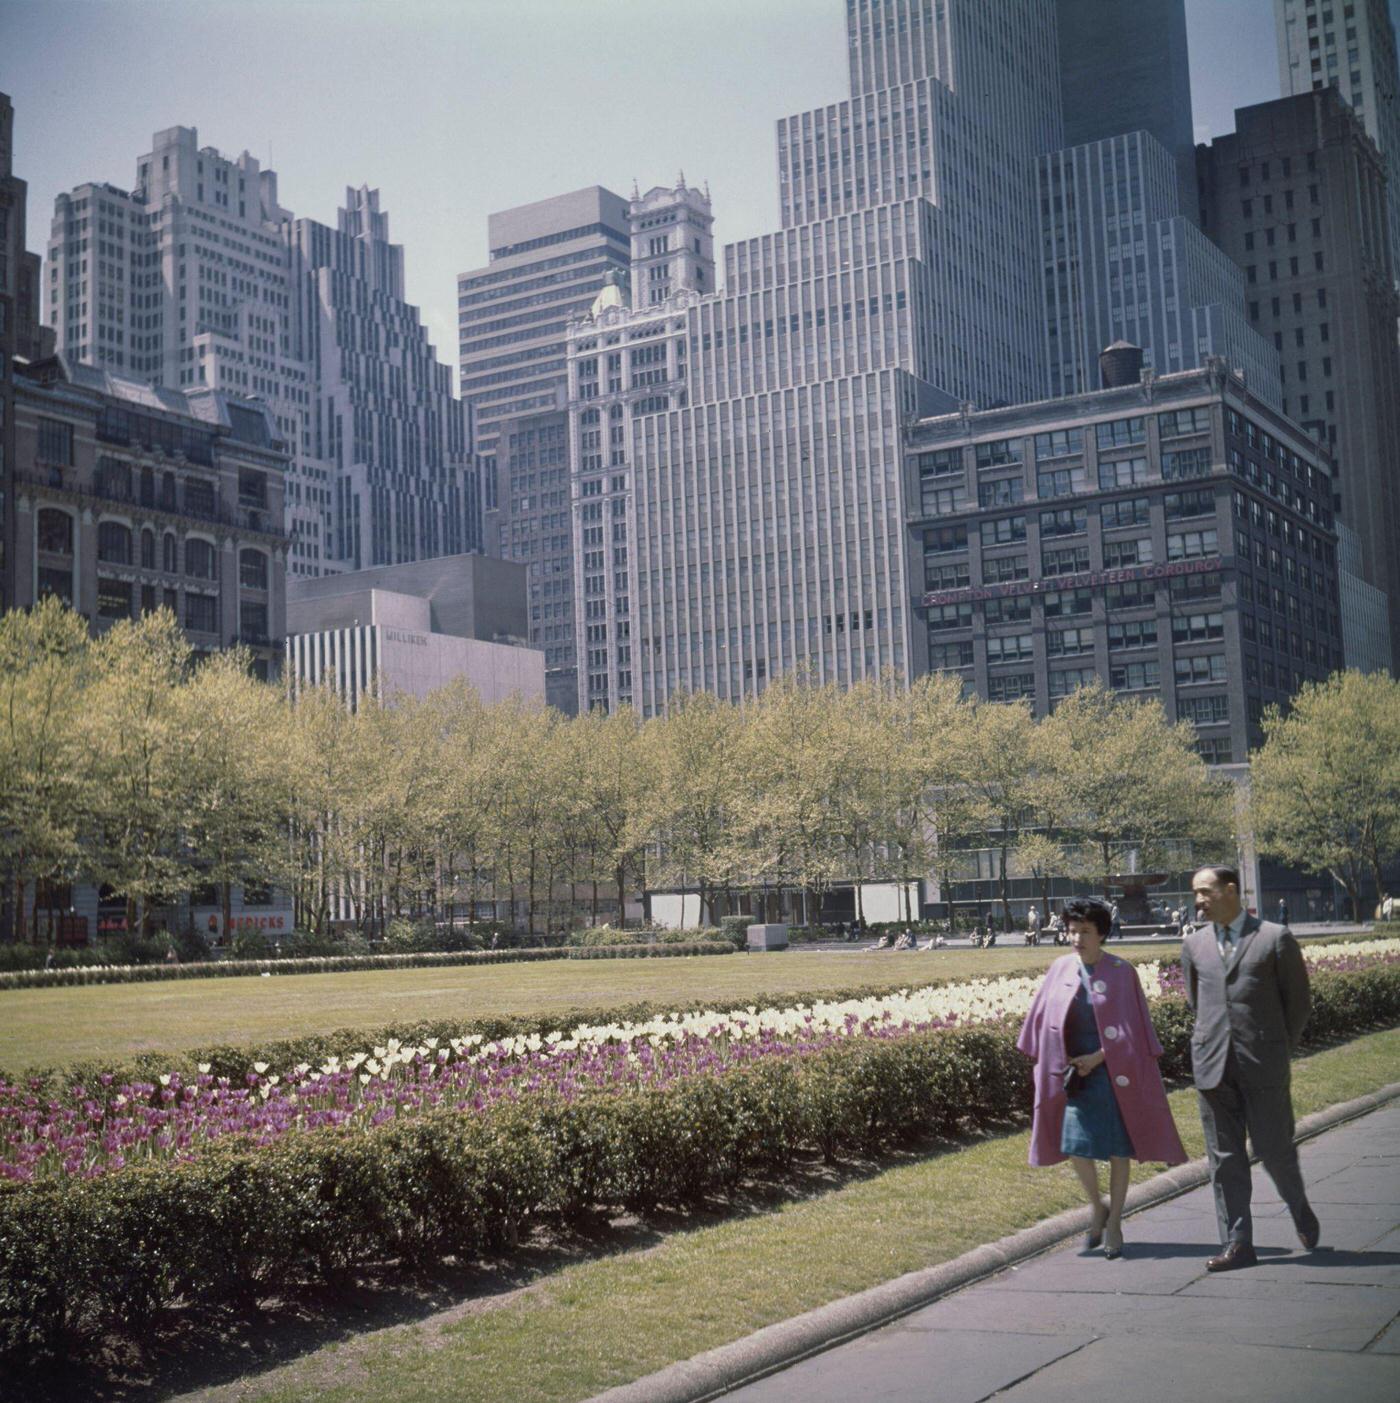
2 945 1397 1364
0 938 733 991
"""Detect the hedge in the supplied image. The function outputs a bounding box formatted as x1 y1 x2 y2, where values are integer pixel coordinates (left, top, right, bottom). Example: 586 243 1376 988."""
0 937 733 992
2 962 1397 1367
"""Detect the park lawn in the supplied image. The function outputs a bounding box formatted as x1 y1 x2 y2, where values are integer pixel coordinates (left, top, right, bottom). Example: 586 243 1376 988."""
182 1025 1400 1403
0 943 1186 1074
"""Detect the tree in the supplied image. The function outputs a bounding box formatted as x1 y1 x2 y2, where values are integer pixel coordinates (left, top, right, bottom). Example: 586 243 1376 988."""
1250 671 1400 919
962 698 1038 931
85 611 197 936
0 598 93 942
1037 682 1233 896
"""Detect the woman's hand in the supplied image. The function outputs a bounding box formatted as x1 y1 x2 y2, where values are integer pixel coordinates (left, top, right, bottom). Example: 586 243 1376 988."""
1070 1052 1105 1076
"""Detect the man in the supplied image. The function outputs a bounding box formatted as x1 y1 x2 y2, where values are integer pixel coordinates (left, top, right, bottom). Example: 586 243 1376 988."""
1181 866 1318 1271
1026 904 1041 946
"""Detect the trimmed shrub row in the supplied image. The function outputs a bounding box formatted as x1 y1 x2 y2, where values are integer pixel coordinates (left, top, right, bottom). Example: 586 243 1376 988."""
0 938 732 993
2 963 1396 1366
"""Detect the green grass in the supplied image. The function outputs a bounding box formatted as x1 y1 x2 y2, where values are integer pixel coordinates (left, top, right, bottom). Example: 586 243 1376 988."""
184 1025 1400 1403
0 943 1185 1074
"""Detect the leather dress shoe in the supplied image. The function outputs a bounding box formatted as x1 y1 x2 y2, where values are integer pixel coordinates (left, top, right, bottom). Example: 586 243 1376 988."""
1295 1203 1321 1251
1206 1241 1257 1272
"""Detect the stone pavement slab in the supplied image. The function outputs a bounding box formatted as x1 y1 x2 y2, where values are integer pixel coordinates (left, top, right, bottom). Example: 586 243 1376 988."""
722 1101 1400 1402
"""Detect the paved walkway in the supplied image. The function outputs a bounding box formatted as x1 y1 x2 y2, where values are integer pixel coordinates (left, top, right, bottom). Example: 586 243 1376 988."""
726 1102 1400 1402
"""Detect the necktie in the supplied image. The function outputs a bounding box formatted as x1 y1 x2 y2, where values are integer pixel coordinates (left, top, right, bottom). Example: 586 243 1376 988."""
1217 923 1233 964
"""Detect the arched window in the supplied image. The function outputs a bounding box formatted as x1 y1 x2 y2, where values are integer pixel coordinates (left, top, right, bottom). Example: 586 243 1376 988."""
184 537 217 580
140 466 155 507
141 528 156 569
97 521 132 565
162 532 179 573
239 548 268 590
37 509 74 555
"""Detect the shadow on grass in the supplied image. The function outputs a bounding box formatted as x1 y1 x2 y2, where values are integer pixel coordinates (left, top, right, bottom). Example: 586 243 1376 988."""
9 1118 1026 1403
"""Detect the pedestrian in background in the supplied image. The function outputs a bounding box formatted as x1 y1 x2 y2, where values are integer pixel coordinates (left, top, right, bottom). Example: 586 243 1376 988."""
1182 866 1317 1272
1277 896 1290 926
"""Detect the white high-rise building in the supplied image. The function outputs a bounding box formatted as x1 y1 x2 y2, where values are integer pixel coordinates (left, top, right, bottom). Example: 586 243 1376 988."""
47 127 477 579
1277 0 1400 283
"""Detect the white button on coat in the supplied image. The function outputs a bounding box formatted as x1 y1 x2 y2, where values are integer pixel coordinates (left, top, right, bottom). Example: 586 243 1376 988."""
1115 1074 1130 1087
1092 979 1107 993
1103 1025 1119 1040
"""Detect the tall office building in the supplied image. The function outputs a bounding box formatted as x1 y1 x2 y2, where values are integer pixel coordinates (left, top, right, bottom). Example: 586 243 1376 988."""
1277 0 1400 281
288 187 478 573
566 180 714 712
615 0 1063 714
1056 0 1199 223
1038 130 1282 405
47 126 476 580
457 187 631 465
1199 88 1400 670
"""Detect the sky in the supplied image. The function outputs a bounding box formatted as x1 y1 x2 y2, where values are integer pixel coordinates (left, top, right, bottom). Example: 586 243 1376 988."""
0 0 1378 362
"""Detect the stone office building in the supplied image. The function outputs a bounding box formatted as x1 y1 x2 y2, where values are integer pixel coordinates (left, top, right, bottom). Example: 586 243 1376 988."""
7 352 288 676
907 351 1344 767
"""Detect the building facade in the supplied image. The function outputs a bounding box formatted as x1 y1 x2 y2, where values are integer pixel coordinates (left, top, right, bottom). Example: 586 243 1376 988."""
285 553 542 709
8 353 289 677
1277 0 1400 281
907 357 1344 766
1199 88 1400 670
46 126 476 580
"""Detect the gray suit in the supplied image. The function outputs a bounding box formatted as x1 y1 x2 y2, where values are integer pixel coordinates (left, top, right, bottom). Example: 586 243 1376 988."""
1180 916 1312 1246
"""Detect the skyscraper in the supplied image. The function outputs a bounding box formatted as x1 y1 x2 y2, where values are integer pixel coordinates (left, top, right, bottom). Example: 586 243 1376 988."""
46 126 477 579
1199 88 1400 671
1276 0 1400 281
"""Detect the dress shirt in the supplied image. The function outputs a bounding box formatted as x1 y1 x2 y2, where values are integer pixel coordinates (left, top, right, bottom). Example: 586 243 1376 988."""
1215 909 1248 964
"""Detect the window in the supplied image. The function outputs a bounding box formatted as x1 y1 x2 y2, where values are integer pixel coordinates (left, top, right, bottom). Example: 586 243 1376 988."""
140 528 155 570
925 560 971 591
37 567 73 604
1106 579 1155 610
925 486 959 515
1172 612 1225 643
1109 660 1160 691
1165 489 1215 520
1167 529 1218 560
1043 545 1090 576
1158 407 1210 438
239 601 269 640
1047 627 1094 657
185 592 219 633
986 633 1034 663
923 524 967 554
917 448 962 478
1040 507 1088 537
1049 667 1097 698
1195 736 1233 765
978 477 1023 508
1175 654 1227 685
1037 468 1074 499
1101 496 1150 528
162 533 178 574
1098 456 1149 489
97 578 132 620
185 537 218 579
1179 694 1230 725
1162 447 1211 481
1095 417 1145 450
238 470 266 508
987 672 1035 702
981 515 1027 546
1108 618 1157 650
37 417 74 464
984 595 1032 624
1044 587 1093 617
974 438 1020 469
1103 536 1153 569
97 521 132 564
97 457 133 501
1035 427 1083 459
927 602 972 632
239 549 268 590
982 554 1029 583
928 640 974 669
184 479 216 518
37 509 74 555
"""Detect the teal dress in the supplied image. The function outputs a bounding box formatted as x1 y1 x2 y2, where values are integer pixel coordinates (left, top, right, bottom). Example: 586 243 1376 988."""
1060 962 1135 1160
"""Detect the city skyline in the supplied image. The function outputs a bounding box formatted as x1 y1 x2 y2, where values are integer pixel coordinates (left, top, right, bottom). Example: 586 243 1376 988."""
4 0 1310 362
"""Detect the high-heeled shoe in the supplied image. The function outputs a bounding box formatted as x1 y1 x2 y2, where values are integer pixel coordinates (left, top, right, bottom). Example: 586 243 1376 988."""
1085 1203 1108 1250
1104 1223 1124 1260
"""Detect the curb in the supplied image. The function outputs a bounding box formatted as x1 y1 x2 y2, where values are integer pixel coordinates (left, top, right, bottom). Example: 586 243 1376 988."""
586 1079 1400 1403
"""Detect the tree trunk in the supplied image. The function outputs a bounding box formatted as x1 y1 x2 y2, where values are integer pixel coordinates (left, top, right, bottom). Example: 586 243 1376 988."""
222 880 233 945
615 861 627 931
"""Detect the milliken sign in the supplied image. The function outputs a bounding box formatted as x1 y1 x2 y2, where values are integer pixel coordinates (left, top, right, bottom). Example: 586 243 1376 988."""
921 555 1224 608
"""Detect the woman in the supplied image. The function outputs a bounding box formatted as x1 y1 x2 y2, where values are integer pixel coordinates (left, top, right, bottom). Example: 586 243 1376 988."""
1017 897 1185 1258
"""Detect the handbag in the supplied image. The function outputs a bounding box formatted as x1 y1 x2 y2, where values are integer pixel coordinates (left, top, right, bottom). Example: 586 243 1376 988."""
1062 1063 1086 1098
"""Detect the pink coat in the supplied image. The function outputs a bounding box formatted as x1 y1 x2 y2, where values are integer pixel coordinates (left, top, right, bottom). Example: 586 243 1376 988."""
1016 953 1186 1167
